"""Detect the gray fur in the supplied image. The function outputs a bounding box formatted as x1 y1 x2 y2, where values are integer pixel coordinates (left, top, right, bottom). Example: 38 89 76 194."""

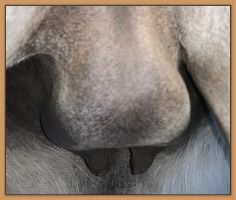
176 6 230 141
6 6 230 194
25 6 190 150
6 114 229 194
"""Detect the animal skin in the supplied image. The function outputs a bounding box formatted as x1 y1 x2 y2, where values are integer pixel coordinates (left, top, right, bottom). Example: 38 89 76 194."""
6 6 230 194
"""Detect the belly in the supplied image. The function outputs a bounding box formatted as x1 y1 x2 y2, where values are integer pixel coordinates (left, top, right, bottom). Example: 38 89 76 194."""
40 55 190 151
25 6 190 150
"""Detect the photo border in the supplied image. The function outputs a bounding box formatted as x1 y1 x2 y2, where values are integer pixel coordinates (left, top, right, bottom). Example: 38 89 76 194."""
1 1 234 200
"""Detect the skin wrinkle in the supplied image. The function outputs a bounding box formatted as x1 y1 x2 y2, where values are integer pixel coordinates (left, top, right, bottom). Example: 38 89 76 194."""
6 6 230 194
175 6 230 141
